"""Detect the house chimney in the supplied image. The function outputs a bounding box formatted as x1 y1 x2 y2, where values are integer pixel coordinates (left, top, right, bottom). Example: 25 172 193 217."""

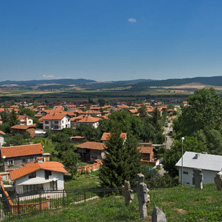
194 153 200 159
36 157 44 163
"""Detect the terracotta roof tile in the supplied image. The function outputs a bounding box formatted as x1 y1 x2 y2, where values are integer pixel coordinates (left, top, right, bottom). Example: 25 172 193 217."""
0 131 5 135
41 113 68 120
76 142 105 150
1 143 44 158
11 124 36 130
101 132 127 141
10 161 67 181
78 116 100 123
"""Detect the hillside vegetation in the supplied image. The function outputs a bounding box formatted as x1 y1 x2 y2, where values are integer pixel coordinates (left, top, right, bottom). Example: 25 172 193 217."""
15 184 222 222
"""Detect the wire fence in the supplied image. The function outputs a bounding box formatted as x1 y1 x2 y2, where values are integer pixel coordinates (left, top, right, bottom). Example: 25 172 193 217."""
0 187 123 221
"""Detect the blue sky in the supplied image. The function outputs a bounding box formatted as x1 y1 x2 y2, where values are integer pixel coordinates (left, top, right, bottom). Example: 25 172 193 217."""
1 0 222 81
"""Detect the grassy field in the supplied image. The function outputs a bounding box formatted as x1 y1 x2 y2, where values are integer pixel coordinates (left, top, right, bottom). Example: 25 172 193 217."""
64 171 100 190
10 183 222 222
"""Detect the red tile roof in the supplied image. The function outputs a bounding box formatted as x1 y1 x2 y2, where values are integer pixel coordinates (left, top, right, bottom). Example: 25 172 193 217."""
10 161 67 180
138 146 153 154
11 124 36 130
77 116 100 123
101 132 127 141
1 143 44 158
76 142 105 150
41 113 68 120
0 131 5 135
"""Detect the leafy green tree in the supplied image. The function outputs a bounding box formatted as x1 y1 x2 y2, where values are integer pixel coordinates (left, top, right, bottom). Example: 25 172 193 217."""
99 131 141 188
141 167 178 189
162 136 208 177
138 105 147 118
51 133 71 144
62 149 79 178
62 128 74 136
98 98 106 107
75 123 101 141
19 108 35 118
4 133 25 146
9 109 18 126
55 142 74 159
0 110 9 123
175 88 222 137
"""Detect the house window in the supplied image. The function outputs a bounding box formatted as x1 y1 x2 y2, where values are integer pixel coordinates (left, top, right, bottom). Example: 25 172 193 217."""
45 170 52 179
54 121 58 124
45 121 49 124
29 172 36 178
183 171 188 175
45 126 49 130
24 184 43 193
8 159 14 166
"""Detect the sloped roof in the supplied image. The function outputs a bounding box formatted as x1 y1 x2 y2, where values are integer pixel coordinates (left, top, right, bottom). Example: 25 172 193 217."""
41 113 68 120
101 132 127 141
138 146 153 154
175 151 222 172
1 143 44 158
11 124 36 130
10 161 67 180
0 131 5 135
78 116 100 123
76 142 105 150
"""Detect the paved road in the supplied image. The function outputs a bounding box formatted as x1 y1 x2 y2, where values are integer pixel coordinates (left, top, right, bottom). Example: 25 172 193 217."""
163 125 173 150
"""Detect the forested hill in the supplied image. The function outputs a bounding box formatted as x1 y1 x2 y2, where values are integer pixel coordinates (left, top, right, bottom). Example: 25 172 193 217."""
0 78 96 86
1 76 222 90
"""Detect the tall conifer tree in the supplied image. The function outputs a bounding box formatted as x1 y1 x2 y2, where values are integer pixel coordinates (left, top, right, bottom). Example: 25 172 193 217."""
99 130 141 188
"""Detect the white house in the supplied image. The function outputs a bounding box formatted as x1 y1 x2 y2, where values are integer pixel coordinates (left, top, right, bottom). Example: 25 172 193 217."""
10 160 67 193
41 113 71 130
17 115 33 126
175 151 222 186
77 116 100 128
0 130 5 147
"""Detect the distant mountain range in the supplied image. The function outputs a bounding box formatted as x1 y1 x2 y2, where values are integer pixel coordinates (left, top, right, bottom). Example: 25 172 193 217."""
1 76 222 91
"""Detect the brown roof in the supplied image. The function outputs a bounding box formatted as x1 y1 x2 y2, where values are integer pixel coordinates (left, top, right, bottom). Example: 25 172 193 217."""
11 124 36 130
76 142 105 150
10 161 67 181
138 146 153 154
1 143 44 158
41 113 69 120
78 116 100 123
0 131 5 135
101 132 127 141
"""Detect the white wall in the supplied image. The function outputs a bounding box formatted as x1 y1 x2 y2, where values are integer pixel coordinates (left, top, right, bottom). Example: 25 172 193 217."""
0 135 4 147
178 167 218 186
14 169 65 193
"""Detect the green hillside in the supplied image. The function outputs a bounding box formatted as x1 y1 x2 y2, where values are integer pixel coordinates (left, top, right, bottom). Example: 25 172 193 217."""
15 183 222 222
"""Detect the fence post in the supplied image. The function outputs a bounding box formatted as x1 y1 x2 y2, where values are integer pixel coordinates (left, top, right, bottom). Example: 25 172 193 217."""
84 189 86 202
63 189 65 207
39 191 42 212
17 193 20 216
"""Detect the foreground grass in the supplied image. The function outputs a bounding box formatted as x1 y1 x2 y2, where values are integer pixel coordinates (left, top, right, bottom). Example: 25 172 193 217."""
12 183 222 222
64 171 100 190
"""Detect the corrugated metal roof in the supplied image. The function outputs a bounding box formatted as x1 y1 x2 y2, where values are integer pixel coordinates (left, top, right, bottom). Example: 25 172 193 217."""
175 151 222 172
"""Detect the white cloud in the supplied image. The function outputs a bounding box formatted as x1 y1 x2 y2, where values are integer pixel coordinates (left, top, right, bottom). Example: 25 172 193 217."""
128 18 136 23
42 75 55 79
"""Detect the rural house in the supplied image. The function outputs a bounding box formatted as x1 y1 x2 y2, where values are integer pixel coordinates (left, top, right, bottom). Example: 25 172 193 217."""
76 141 105 162
1 143 44 172
77 116 100 128
11 124 36 137
175 151 222 186
0 131 5 147
41 113 71 130
10 160 67 193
